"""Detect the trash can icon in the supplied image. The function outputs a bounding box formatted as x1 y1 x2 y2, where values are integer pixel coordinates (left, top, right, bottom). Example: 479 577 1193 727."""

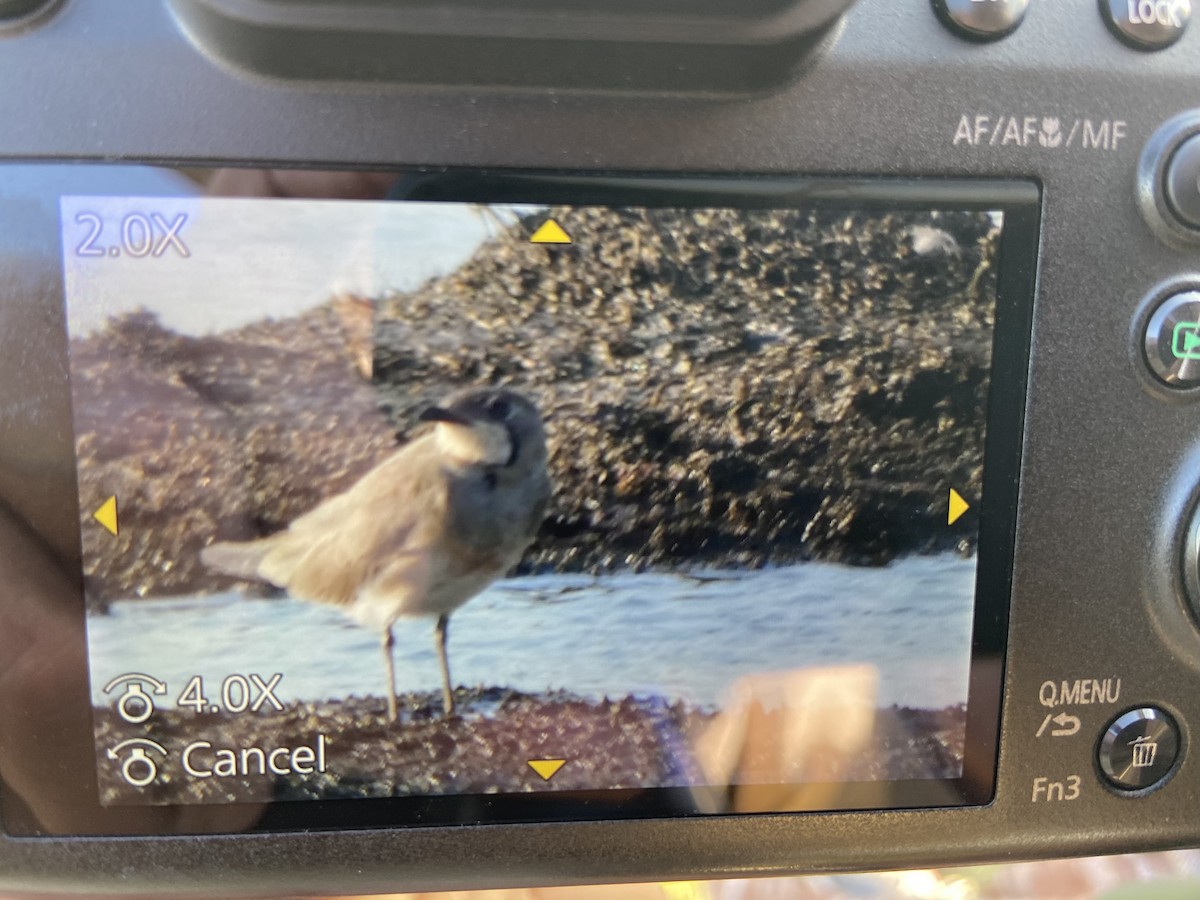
1130 736 1158 769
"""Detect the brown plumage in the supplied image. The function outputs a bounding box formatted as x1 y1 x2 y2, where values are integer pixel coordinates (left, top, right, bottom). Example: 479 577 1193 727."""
203 386 551 721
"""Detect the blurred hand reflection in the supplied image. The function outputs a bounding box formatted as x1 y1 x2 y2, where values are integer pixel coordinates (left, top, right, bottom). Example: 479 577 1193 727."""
695 666 878 813
0 502 262 835
206 168 398 200
0 168 400 835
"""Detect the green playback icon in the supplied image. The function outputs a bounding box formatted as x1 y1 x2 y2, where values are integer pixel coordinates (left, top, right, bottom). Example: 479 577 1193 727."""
1172 321 1200 361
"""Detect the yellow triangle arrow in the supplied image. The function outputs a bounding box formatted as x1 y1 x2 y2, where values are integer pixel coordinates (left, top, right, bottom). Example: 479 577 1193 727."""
530 219 571 244
94 495 119 536
527 758 566 781
948 488 969 526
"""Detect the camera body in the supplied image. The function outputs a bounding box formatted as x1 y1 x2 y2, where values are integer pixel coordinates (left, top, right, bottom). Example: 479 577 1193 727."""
1 0 1200 894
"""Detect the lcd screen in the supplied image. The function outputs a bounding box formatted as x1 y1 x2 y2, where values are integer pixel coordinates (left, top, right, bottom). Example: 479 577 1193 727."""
4 172 1034 833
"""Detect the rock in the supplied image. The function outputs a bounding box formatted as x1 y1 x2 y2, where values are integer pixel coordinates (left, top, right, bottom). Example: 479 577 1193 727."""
71 206 999 602
372 206 998 575
91 690 966 805
71 306 397 602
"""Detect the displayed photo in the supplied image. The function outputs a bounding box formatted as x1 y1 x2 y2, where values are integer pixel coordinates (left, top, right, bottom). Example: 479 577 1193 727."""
61 195 1001 808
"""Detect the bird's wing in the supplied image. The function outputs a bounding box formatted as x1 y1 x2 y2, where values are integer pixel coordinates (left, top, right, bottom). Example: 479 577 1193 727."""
257 435 448 608
272 531 433 611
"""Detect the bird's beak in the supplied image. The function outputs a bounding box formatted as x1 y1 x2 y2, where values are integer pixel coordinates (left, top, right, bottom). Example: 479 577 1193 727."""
425 404 513 467
420 406 473 427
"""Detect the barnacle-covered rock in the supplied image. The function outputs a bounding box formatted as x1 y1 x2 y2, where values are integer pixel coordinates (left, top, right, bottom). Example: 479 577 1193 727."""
71 206 999 602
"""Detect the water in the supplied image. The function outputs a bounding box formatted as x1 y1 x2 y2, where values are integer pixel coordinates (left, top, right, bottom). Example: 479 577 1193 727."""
87 555 975 712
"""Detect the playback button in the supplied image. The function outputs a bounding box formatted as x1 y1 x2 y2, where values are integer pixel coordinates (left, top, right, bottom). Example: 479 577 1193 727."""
1098 708 1181 792
1143 291 1200 390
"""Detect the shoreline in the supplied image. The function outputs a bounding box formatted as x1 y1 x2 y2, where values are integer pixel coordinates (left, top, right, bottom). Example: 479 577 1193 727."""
86 555 978 714
86 547 976 604
93 689 967 807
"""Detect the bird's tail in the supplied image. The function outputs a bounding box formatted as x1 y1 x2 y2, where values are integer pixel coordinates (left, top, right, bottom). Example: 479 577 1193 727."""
200 540 274 582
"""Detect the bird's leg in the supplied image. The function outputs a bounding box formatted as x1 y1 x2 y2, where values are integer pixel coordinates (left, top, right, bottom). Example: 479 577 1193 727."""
435 614 454 716
382 626 398 724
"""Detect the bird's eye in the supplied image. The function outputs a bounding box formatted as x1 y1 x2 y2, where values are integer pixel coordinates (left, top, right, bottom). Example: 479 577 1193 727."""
486 396 511 420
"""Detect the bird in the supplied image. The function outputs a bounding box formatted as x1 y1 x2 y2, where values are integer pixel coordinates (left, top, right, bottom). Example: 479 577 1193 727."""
201 386 551 723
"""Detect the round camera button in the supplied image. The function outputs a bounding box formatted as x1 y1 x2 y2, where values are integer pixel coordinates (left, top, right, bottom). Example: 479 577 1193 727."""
1165 134 1200 230
934 0 1030 41
0 0 46 18
1098 708 1181 792
1185 503 1200 629
1143 291 1200 389
1101 0 1191 50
